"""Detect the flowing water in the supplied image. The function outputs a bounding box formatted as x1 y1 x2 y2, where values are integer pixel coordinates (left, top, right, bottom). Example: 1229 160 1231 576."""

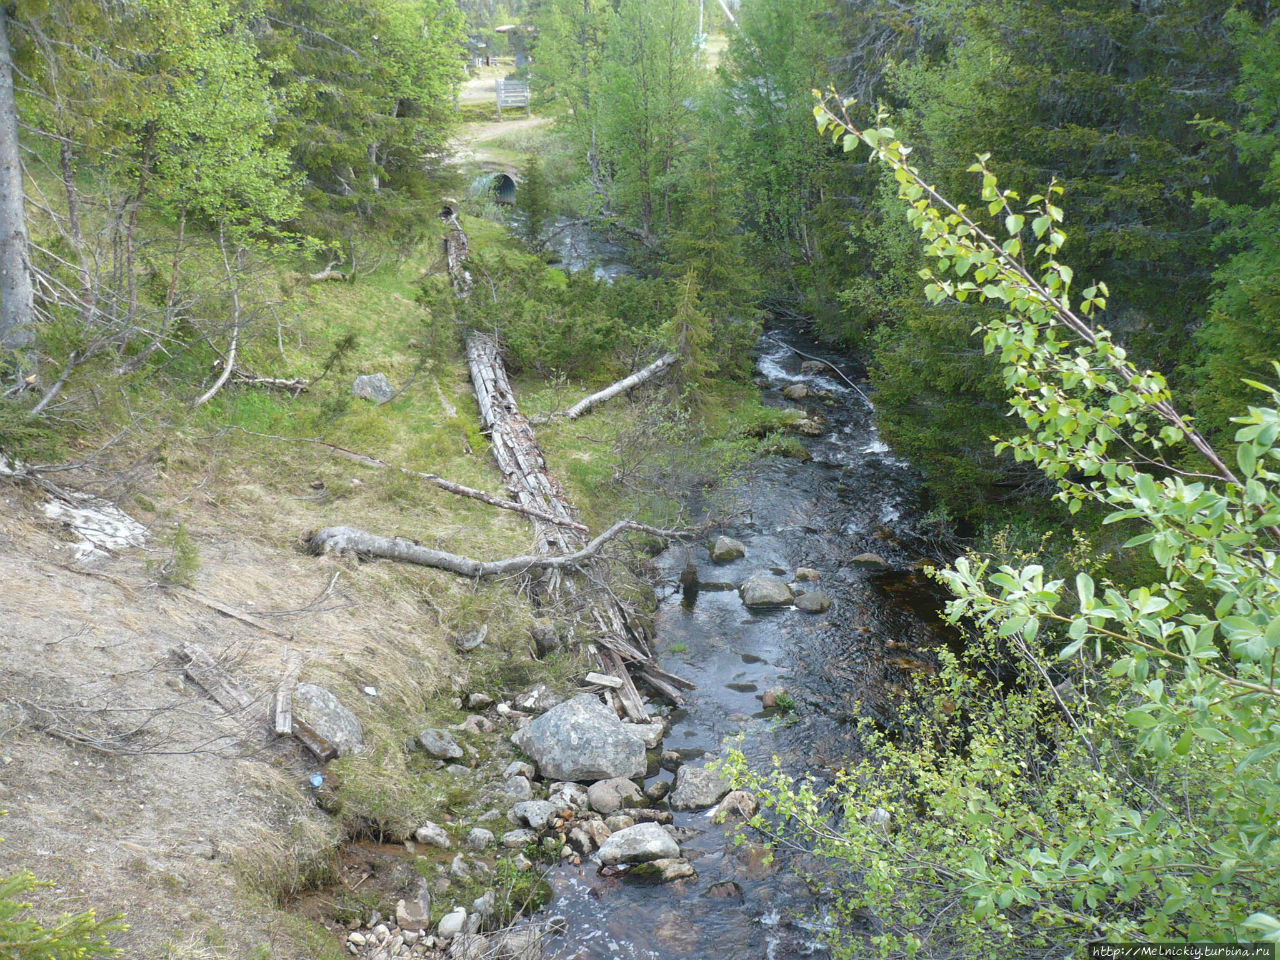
539 326 959 960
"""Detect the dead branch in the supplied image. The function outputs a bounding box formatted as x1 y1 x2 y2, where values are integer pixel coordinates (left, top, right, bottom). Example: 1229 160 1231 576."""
308 518 693 579
307 260 347 282
230 369 311 393
533 352 677 423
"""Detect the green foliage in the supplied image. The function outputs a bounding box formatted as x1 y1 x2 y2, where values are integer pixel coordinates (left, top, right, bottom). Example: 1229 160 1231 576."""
513 154 552 251
149 521 201 588
0 870 123 959
1193 10 1280 438
731 105 1280 953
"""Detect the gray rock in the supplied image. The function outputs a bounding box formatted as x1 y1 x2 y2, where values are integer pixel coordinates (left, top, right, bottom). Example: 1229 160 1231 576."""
396 880 432 932
438 907 467 939
587 777 642 816
511 694 645 781
352 372 395 403
494 927 543 960
466 693 494 710
645 780 671 803
712 790 759 822
660 750 682 772
709 536 746 563
782 383 809 400
513 684 559 714
499 775 533 802
472 890 495 919
291 683 363 755
739 574 794 608
465 828 494 850
449 933 488 960
504 760 536 780
704 880 744 899
455 625 488 653
585 819 612 848
501 828 537 848
620 721 664 750
547 782 589 810
795 591 831 613
795 567 821 581
669 764 731 811
850 552 887 566
419 728 463 761
596 822 680 865
449 853 472 879
414 821 452 848
646 857 697 882
568 826 594 854
510 801 557 832
604 814 635 832
619 807 673 824
530 622 560 658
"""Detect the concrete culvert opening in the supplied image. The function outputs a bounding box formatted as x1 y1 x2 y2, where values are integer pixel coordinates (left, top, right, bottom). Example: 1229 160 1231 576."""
439 203 456 220
492 173 516 205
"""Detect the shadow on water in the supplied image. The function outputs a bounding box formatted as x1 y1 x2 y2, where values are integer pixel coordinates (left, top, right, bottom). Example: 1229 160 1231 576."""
541 323 961 960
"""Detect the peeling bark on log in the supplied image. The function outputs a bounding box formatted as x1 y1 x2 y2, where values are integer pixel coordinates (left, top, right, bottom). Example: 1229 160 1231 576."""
533 352 677 423
466 331 584 559
442 213 472 295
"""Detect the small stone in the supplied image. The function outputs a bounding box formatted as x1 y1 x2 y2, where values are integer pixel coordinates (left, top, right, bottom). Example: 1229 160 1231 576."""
414 822 452 848
547 782 589 810
503 760 536 780
395 880 432 932
793 417 823 436
795 567 821 581
795 591 831 614
449 933 487 960
472 890 495 919
587 777 642 816
596 822 680 865
704 880 744 899
501 776 533 802
510 801 557 832
568 826 594 854
644 781 670 803
465 828 494 850
618 807 673 825
348 932 367 947
851 552 887 566
513 853 533 871
437 907 467 939
782 383 809 400
450 854 472 879
494 927 544 960
513 684 559 714
709 536 746 563
531 621 561 658
419 728 464 761
585 819 612 847
712 790 759 822
739 574 794 609
502 828 537 848
660 750 681 772
292 683 363 755
403 930 419 946
620 721 664 750
353 372 395 402
466 693 495 710
604 814 635 832
373 923 391 939
455 626 488 653
652 857 697 881
668 764 731 811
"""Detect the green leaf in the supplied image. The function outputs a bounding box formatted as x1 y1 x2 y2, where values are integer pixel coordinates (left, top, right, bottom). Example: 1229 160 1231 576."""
1124 709 1159 729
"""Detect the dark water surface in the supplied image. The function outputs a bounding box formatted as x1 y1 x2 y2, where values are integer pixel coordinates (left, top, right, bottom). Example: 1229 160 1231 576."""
540 328 957 960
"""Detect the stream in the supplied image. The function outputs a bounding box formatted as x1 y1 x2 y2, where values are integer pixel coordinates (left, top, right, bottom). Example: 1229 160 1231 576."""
534 315 957 958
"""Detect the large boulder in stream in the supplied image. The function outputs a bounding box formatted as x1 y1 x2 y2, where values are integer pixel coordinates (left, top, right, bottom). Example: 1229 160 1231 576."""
710 536 746 563
739 574 794 609
596 822 680 865
668 763 731 811
511 694 645 781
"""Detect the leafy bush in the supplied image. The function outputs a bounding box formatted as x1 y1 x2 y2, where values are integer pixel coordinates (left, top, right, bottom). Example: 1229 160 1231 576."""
727 104 1280 956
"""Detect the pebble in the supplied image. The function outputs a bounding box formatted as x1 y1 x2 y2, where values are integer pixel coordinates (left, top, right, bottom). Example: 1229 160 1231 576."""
413 822 451 848
465 827 494 850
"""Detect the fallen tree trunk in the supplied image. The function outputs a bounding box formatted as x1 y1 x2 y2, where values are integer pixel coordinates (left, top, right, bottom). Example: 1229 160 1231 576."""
466 331 584 559
533 352 677 423
309 518 681 579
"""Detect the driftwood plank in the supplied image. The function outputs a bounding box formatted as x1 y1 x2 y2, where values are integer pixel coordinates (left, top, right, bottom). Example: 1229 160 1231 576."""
274 651 303 736
179 643 271 737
